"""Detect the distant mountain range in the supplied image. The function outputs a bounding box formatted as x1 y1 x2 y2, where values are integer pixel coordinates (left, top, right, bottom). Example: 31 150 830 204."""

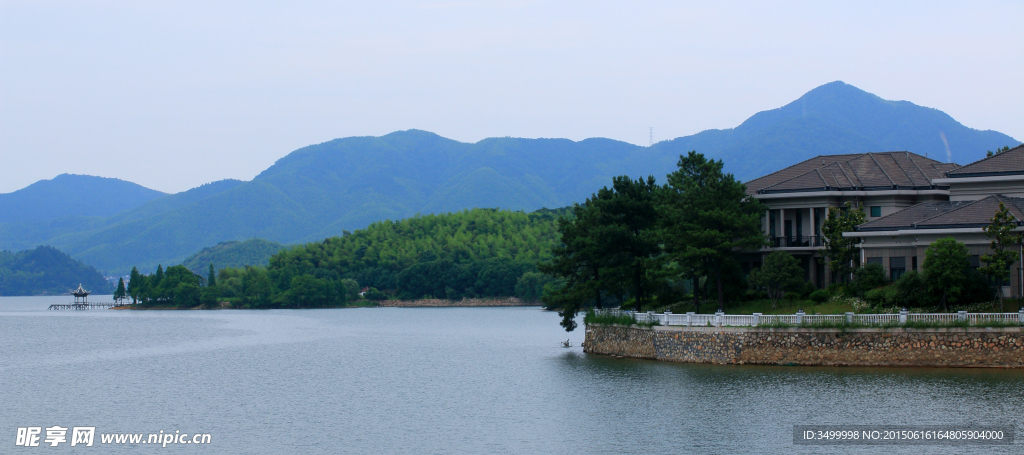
0 174 165 224
0 81 1018 275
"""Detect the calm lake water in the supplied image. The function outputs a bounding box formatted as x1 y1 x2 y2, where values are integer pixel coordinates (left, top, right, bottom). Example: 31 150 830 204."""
2 296 1022 454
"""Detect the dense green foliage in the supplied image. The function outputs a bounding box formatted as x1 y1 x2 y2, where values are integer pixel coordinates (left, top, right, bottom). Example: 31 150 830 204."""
820 202 865 282
851 263 889 297
1 82 1016 275
197 208 565 309
980 202 1022 310
543 152 765 331
127 265 205 308
539 177 663 330
923 238 971 311
856 238 994 311
662 151 766 308
748 251 805 308
181 238 286 274
0 246 113 296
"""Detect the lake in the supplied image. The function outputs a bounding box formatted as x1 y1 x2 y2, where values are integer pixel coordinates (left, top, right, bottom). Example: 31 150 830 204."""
2 296 1022 454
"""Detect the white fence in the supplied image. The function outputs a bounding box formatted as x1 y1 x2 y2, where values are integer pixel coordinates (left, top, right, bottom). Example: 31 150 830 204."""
595 308 1024 328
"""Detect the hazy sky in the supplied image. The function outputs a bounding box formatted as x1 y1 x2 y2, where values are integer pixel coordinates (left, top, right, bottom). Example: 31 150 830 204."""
2 1 1021 194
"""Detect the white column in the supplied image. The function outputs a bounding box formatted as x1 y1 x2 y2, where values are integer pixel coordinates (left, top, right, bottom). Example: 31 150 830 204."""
778 209 785 245
809 207 816 244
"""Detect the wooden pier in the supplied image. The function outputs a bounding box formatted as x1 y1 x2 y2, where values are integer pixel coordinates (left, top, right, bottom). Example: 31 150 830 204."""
48 302 119 310
47 283 117 310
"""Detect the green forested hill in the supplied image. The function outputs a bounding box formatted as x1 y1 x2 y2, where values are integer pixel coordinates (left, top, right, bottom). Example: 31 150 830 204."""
0 246 113 296
181 238 286 274
204 208 566 308
0 82 1018 275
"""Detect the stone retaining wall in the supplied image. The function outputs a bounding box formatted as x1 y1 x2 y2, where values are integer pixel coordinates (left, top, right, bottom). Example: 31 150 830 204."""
583 325 657 359
585 325 1024 368
377 297 536 307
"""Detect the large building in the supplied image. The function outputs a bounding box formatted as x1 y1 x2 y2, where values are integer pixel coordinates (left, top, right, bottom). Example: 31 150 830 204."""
744 151 960 287
849 145 1024 298
745 145 1024 297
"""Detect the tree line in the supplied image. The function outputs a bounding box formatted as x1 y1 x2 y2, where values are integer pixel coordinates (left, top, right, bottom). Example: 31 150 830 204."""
123 208 566 308
539 152 765 331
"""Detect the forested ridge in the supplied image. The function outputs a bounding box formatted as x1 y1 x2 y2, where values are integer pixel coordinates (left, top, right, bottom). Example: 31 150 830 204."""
128 207 569 308
181 238 285 274
0 246 113 296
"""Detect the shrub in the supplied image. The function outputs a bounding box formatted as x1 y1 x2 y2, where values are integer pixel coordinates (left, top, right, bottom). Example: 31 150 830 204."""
809 289 828 303
363 287 388 301
892 271 928 308
748 251 805 308
798 282 817 299
853 263 888 297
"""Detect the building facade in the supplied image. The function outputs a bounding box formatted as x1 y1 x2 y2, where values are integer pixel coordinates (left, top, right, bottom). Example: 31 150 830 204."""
847 145 1024 298
744 151 959 287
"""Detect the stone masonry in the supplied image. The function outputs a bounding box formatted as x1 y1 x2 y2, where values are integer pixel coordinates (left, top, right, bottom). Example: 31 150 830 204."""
585 325 1024 368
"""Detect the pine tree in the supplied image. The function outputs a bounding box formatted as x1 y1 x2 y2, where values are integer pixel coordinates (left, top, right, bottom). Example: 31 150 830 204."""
539 199 610 331
591 175 662 312
207 263 217 288
661 151 765 310
113 277 127 304
128 267 141 304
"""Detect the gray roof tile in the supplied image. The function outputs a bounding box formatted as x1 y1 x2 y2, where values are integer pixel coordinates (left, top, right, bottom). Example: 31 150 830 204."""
947 145 1024 177
856 196 1024 231
749 151 957 195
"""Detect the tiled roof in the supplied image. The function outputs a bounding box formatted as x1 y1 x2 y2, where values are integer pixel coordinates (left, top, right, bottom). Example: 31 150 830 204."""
855 196 1024 231
856 201 967 231
747 152 959 195
916 195 1024 229
946 144 1024 177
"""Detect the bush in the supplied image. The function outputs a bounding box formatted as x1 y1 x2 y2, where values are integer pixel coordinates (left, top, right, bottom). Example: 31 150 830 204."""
809 289 828 303
853 263 888 297
892 271 928 308
798 282 817 299
363 287 388 301
744 289 767 301
864 285 899 308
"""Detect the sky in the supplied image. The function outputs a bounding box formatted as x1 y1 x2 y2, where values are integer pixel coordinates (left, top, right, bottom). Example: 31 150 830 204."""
1 1 1021 194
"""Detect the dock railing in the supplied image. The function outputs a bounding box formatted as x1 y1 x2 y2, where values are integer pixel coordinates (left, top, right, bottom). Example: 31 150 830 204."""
593 308 1024 328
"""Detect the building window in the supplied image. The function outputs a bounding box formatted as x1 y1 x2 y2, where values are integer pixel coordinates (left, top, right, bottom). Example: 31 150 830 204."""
970 255 980 269
911 256 917 271
866 257 883 266
890 257 906 280
870 206 881 217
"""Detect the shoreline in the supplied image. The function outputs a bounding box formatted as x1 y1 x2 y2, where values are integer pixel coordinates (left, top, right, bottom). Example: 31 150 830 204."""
110 298 541 310
584 324 1024 368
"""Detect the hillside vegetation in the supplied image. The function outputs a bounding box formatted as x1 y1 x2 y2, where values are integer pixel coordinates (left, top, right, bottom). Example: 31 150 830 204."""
129 208 567 308
181 238 286 274
0 82 1018 275
0 246 113 296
